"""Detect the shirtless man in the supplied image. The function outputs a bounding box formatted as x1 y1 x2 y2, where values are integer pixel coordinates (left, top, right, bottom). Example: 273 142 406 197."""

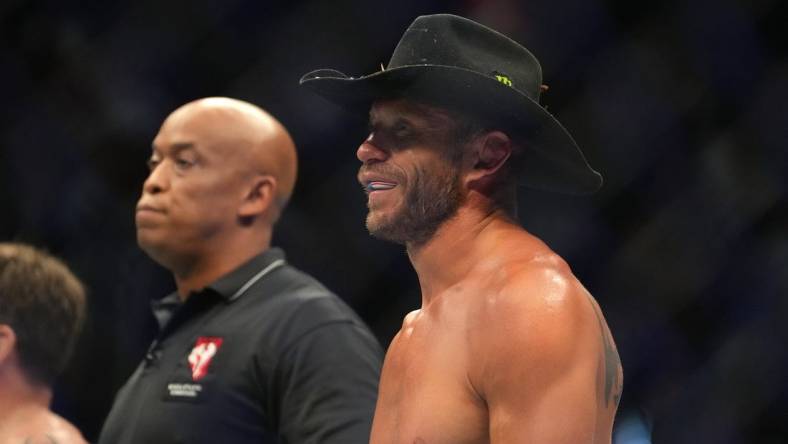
0 243 87 444
301 14 623 442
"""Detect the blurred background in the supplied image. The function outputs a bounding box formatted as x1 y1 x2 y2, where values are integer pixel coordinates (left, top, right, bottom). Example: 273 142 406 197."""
1 0 786 442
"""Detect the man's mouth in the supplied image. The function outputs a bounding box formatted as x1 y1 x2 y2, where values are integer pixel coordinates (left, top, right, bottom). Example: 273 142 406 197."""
366 181 397 192
136 204 164 213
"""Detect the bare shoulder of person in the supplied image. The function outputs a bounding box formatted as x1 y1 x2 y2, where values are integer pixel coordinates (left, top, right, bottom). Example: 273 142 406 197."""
490 259 588 335
475 257 595 371
522 258 624 409
46 414 88 444
402 309 421 327
479 255 623 407
6 412 88 444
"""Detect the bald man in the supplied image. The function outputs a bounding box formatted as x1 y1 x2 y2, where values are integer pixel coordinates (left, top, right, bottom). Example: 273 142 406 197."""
97 98 383 443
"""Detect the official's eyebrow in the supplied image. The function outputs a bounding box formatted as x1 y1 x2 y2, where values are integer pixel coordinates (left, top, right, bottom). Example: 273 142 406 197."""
150 142 196 155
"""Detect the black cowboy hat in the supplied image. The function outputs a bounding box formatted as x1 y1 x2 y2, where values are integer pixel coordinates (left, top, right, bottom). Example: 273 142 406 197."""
299 14 602 195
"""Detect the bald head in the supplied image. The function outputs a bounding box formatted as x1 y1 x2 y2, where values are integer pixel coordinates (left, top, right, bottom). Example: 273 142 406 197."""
138 98 297 284
159 97 298 211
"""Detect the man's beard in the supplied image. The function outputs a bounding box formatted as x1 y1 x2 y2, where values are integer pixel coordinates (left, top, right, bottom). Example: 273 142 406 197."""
366 164 463 246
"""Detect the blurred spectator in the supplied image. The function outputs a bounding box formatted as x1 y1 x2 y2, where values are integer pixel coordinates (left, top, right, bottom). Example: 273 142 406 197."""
0 243 87 443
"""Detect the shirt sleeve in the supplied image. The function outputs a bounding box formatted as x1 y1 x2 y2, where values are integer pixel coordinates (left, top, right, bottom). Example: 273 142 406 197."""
273 320 384 444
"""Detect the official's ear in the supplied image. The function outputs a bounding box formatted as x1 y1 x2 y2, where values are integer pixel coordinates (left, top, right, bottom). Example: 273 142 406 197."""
238 175 277 219
464 131 512 186
0 324 17 365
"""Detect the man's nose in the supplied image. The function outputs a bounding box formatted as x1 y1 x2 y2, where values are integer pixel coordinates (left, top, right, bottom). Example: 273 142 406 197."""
142 162 169 195
356 136 390 164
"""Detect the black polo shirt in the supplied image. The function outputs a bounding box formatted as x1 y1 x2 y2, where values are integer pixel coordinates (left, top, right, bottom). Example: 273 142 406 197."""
98 248 383 443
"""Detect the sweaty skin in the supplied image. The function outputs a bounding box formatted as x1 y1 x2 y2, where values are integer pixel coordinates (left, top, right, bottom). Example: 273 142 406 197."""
361 100 622 443
371 225 622 443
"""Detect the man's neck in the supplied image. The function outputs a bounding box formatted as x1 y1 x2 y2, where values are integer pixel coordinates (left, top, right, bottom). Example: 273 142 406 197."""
0 371 52 423
0 371 86 443
171 235 271 301
406 203 518 306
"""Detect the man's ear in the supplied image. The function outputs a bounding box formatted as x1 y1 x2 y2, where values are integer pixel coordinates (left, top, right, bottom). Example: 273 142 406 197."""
0 324 17 365
238 175 277 219
464 131 512 186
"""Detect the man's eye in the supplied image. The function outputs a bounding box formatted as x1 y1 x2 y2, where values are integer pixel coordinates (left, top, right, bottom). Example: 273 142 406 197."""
394 123 410 134
146 158 160 171
174 158 195 169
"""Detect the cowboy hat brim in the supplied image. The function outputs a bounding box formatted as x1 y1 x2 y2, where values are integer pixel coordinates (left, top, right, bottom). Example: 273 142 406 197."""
300 65 603 195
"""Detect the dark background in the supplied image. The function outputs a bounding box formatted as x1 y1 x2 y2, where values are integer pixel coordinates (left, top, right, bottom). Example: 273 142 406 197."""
1 0 786 442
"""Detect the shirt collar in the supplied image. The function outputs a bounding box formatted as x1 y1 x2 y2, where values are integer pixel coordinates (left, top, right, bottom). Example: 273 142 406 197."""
151 292 182 331
208 247 287 302
151 247 287 328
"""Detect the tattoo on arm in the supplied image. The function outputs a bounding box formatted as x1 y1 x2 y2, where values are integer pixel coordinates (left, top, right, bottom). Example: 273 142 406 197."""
588 298 623 408
601 320 622 407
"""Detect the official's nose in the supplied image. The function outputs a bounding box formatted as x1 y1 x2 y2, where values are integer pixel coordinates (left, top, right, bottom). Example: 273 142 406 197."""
142 162 168 195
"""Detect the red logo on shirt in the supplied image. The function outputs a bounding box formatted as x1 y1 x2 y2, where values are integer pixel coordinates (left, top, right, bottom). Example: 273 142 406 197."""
188 337 223 381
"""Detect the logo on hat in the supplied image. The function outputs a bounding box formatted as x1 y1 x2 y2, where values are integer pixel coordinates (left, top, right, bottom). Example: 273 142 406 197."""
188 337 223 381
492 71 513 87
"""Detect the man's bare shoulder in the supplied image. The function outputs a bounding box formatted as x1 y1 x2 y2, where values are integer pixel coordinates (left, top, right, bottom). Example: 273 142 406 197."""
0 409 87 444
473 250 601 370
470 245 623 410
482 248 591 312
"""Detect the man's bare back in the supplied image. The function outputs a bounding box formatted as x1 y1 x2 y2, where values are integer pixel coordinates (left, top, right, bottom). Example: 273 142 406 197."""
370 227 622 443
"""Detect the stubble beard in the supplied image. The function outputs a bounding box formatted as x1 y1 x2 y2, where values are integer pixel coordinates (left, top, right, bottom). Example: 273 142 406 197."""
366 164 464 247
